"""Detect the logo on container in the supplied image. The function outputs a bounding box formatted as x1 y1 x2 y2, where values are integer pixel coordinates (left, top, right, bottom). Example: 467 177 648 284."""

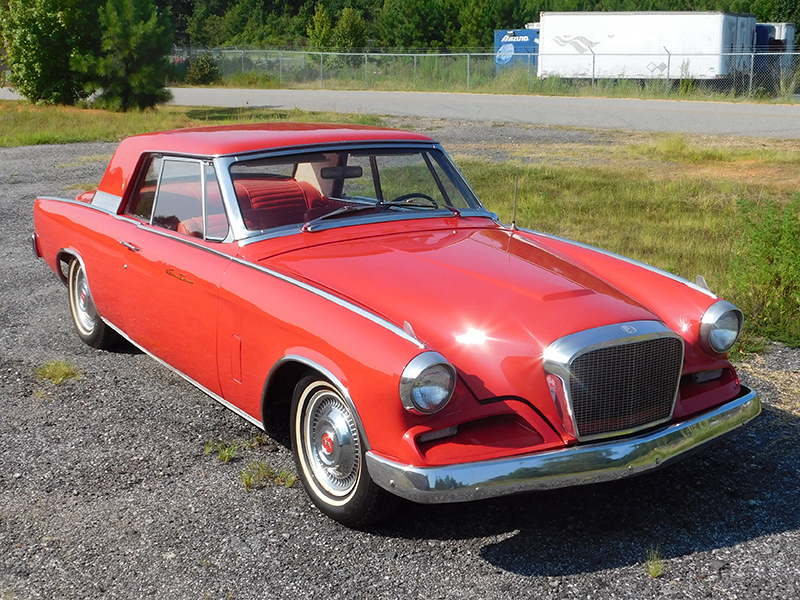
502 32 530 43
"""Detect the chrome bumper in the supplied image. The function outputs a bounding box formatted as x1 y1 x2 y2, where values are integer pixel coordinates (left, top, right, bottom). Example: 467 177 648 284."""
366 386 760 504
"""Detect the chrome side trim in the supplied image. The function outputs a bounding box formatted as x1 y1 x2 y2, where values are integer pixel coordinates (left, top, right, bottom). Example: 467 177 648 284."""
366 386 760 504
137 224 423 349
103 320 265 430
55 248 85 286
265 355 371 450
519 228 718 299
237 257 424 349
38 195 117 215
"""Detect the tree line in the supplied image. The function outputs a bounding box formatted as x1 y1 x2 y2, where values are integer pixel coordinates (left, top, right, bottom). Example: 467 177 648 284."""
2 0 798 108
168 0 798 50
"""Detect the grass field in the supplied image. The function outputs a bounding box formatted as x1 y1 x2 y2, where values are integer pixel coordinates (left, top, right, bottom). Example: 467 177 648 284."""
5 99 799 347
0 101 381 147
451 130 800 349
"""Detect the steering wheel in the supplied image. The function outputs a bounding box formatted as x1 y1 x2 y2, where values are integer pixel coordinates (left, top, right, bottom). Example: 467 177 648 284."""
388 193 438 208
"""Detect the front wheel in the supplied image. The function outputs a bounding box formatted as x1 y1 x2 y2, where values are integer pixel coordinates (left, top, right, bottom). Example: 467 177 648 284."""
290 374 399 527
68 260 120 349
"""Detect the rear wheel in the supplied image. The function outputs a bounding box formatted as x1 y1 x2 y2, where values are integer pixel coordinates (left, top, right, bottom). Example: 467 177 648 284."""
68 260 120 349
290 374 399 527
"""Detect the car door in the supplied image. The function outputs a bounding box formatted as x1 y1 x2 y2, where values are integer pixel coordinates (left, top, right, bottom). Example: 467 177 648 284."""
117 156 233 396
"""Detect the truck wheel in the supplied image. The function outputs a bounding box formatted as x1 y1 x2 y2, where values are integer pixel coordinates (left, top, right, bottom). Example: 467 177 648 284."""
68 260 120 349
291 374 399 527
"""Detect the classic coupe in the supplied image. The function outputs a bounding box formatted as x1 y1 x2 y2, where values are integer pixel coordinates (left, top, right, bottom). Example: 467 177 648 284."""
32 123 760 526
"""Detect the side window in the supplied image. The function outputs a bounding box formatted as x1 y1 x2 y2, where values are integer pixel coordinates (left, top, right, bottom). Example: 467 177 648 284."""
152 160 203 233
204 163 229 241
126 156 162 220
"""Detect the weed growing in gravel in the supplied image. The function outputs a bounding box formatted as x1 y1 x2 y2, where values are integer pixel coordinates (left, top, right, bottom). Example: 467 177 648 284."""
35 360 81 385
217 442 237 463
204 439 238 463
240 461 271 491
243 433 270 449
645 547 665 579
240 461 297 491
277 470 297 488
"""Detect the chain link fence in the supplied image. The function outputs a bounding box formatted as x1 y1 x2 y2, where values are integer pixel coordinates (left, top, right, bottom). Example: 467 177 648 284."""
172 47 800 100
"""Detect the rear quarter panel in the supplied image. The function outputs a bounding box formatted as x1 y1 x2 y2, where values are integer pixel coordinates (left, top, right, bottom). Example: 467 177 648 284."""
33 197 131 327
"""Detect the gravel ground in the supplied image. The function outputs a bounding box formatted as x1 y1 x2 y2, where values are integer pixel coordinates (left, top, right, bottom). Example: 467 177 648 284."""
2 124 800 600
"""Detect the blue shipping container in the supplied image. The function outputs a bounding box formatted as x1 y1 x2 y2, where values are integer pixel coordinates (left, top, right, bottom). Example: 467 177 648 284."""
494 29 539 70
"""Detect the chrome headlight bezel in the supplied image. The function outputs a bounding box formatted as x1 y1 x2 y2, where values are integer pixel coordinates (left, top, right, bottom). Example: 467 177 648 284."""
399 352 456 415
700 300 743 354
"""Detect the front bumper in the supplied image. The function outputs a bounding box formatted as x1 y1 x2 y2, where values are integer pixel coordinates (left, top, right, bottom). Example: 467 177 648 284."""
366 386 760 504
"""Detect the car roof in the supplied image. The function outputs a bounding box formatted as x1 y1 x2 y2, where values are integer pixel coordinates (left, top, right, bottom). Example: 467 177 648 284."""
122 123 434 156
98 123 435 199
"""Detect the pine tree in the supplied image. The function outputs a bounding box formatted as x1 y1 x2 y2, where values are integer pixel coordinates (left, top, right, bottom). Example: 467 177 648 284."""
307 3 333 50
75 0 173 111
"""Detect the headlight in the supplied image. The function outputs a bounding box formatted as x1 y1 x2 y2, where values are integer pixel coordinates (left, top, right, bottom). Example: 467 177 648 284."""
700 300 743 354
399 352 456 415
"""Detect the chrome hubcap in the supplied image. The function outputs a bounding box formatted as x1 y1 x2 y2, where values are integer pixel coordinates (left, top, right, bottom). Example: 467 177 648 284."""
303 388 360 497
72 265 96 334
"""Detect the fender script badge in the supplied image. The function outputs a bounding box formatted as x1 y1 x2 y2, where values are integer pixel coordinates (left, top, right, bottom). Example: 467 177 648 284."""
166 268 194 285
621 324 638 334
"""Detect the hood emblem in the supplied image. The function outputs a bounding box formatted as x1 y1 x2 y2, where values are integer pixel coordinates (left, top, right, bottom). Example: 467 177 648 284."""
621 324 638 334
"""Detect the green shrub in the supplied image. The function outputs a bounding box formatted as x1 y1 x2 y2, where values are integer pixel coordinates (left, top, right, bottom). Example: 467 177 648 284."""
224 71 277 89
185 53 221 85
0 0 100 105
729 197 800 346
679 78 696 96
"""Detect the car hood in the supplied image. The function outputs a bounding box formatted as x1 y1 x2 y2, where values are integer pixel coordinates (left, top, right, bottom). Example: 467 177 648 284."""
262 225 659 400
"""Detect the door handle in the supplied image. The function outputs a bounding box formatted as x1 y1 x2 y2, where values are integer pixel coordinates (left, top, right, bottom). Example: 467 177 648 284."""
120 241 141 252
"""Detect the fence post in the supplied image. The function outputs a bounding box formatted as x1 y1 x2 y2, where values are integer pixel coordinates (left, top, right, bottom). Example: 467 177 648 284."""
590 48 595 92
749 51 755 96
467 53 471 92
664 47 671 95
320 53 324 89
527 53 531 89
279 52 283 85
364 53 368 89
241 50 245 73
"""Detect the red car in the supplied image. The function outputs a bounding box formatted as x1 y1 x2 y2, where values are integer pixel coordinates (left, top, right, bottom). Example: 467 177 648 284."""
32 123 759 526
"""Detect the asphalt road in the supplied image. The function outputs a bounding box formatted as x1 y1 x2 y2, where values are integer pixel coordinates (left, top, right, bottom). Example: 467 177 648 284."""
169 88 800 138
2 123 800 599
3 86 800 138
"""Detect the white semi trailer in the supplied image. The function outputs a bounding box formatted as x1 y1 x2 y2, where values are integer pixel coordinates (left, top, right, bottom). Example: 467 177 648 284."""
537 11 757 80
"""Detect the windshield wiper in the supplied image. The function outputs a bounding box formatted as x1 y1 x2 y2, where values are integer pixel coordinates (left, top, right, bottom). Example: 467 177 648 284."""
302 198 461 232
301 202 377 232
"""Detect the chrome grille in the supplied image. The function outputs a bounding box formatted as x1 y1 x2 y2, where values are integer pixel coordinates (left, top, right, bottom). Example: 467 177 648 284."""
568 336 684 438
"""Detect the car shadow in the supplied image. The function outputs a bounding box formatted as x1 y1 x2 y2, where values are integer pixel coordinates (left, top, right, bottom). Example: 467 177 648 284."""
183 107 306 122
377 401 799 576
109 339 143 355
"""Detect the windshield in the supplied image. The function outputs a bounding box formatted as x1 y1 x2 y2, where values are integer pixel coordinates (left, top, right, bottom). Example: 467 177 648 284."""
229 147 482 232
